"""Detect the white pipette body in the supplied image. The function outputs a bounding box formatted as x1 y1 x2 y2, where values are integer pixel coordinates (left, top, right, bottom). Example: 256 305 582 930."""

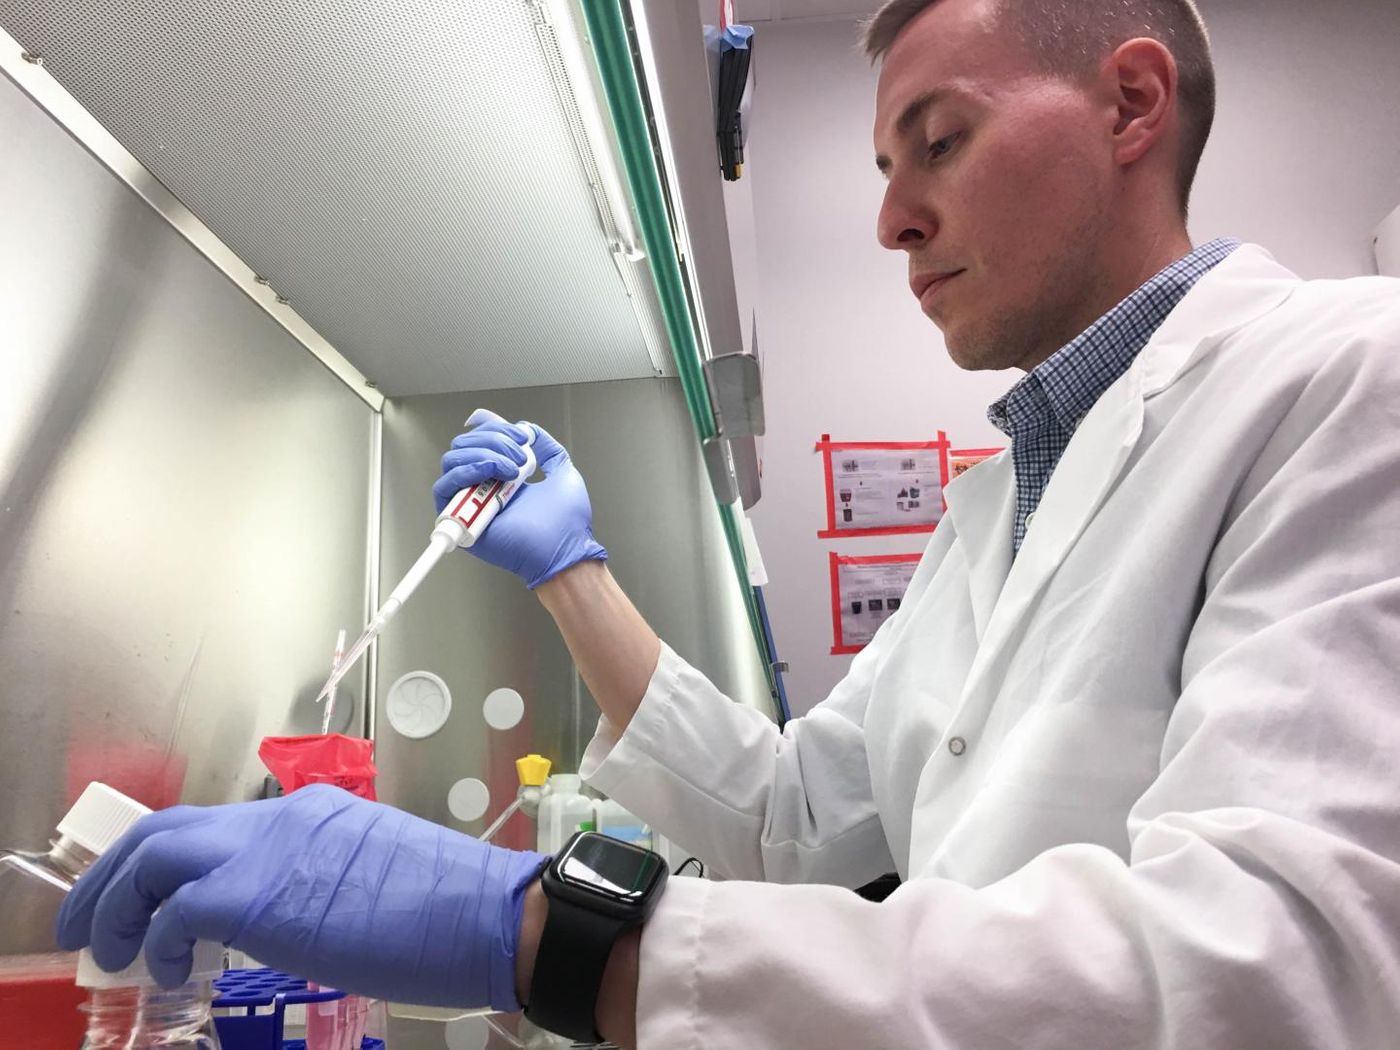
313 414 537 706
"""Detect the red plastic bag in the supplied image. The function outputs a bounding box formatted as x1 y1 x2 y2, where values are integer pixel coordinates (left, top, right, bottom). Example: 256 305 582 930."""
259 734 378 800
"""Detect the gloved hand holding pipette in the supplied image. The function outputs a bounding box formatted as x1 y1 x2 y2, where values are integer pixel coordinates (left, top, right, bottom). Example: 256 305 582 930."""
435 411 608 588
315 409 608 705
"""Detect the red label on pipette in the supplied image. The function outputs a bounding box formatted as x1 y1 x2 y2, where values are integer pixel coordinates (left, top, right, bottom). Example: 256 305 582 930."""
445 478 504 531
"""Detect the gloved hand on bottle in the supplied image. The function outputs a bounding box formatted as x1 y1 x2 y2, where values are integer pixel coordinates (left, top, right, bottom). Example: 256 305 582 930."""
56 784 548 1009
434 411 607 589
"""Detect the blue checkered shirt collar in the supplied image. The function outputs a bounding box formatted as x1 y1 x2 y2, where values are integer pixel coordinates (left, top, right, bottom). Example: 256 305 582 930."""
988 238 1241 553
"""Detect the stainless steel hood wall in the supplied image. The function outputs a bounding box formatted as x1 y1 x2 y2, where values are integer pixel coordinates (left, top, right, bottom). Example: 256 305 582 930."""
1 71 373 846
0 0 667 396
375 378 775 857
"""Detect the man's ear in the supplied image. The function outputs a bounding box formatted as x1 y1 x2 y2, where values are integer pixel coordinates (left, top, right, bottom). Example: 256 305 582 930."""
1103 37 1179 168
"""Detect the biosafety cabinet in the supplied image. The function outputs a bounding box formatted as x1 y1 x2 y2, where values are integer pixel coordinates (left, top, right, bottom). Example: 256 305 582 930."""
0 0 772 1040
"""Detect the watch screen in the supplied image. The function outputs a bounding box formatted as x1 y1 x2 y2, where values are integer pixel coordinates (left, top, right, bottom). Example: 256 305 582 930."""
559 834 665 904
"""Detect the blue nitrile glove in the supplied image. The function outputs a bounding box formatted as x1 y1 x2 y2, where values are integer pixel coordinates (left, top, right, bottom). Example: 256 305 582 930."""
56 784 547 1011
433 411 608 588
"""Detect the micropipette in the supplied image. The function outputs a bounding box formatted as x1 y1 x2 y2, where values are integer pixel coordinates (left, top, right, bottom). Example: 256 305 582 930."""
313 410 537 705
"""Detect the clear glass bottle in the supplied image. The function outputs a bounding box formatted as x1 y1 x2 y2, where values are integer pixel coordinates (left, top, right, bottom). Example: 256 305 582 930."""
77 941 224 1049
0 783 149 1050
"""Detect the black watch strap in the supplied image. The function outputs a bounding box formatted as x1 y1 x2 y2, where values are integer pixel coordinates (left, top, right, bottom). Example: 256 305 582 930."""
525 894 624 1044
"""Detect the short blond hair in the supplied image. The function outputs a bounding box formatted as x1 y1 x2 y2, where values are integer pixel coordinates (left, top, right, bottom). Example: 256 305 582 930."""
861 0 1216 214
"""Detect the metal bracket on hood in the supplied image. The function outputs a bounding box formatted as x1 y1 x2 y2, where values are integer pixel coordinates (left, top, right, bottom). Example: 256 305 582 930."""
703 350 765 439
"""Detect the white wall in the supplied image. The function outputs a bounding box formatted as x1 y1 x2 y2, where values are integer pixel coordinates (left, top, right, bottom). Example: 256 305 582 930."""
745 1 1400 715
1192 0 1400 277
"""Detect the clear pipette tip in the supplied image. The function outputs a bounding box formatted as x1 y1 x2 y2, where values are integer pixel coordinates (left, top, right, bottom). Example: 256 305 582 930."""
314 618 381 708
319 628 348 735
309 495 458 713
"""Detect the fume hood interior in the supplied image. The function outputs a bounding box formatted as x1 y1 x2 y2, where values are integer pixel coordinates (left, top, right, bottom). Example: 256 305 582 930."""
0 9 773 1035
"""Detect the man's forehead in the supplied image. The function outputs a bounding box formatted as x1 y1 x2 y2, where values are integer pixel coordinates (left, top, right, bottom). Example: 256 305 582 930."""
881 0 1002 61
872 2 1016 142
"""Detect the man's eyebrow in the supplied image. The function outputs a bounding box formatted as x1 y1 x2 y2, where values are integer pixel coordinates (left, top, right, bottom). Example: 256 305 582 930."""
896 90 944 136
875 89 950 174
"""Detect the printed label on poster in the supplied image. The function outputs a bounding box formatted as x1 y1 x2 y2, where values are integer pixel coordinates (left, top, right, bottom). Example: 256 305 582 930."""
817 434 950 538
833 449 942 530
829 553 922 654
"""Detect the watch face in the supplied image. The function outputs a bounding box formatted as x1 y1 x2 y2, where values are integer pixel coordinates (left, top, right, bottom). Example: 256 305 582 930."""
558 833 666 905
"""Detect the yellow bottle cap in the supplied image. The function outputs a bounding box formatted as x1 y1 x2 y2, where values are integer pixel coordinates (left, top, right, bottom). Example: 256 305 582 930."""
516 753 552 787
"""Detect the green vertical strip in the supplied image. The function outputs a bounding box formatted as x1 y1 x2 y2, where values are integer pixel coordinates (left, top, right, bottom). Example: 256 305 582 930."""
582 0 715 444
582 0 777 702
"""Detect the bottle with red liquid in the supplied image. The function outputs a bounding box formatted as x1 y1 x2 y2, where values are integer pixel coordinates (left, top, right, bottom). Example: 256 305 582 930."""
0 783 149 1050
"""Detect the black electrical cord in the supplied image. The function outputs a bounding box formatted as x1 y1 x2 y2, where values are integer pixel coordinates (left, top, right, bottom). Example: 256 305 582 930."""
676 857 705 878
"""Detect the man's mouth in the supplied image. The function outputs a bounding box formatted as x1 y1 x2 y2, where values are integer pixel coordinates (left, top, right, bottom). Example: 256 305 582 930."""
911 270 964 307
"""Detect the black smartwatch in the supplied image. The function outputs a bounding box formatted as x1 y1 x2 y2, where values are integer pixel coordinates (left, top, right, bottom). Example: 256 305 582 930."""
524 830 669 1044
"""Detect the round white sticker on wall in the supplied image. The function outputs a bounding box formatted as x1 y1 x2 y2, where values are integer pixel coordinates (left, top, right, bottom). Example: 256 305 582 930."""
482 687 525 731
447 777 491 823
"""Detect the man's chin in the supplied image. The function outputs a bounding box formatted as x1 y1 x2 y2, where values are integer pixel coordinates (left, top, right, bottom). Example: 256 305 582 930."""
941 319 1031 372
943 338 1007 373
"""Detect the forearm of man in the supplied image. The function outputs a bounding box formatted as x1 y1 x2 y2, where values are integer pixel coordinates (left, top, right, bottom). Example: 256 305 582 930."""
536 560 661 732
516 879 642 1050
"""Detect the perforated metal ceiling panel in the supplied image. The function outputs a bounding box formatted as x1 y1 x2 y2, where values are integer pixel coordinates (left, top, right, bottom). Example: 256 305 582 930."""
1 0 669 395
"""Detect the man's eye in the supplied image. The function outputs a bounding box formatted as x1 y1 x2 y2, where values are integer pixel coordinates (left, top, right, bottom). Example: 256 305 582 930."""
928 133 962 161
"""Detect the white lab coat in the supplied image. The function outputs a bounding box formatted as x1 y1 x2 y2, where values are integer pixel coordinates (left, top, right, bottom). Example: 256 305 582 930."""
581 245 1400 1048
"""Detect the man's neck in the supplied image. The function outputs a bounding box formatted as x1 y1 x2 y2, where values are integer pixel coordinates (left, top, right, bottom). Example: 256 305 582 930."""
1018 227 1194 372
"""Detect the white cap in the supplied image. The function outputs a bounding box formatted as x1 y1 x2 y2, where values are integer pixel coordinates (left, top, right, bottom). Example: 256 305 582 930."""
548 774 582 792
56 783 152 856
77 940 225 989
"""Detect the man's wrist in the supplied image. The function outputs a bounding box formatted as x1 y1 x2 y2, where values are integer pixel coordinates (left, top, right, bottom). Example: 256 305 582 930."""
535 557 609 610
514 870 642 1049
596 926 641 1048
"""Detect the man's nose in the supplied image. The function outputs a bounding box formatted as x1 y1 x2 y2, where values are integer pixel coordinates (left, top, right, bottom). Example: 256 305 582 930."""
877 182 935 251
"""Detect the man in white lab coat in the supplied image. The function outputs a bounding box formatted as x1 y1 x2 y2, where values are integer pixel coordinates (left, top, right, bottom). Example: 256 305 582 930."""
59 0 1400 1046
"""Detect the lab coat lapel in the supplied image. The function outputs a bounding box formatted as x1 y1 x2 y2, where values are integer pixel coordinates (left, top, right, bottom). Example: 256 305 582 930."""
943 453 1015 639
965 244 1301 680
978 370 1146 663
1134 244 1302 399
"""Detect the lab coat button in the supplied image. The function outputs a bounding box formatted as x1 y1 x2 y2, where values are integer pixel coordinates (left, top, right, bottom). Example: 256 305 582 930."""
948 736 967 756
1025 511 1037 529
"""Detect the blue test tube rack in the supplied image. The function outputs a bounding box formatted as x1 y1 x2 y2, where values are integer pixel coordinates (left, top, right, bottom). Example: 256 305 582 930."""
212 968 384 1050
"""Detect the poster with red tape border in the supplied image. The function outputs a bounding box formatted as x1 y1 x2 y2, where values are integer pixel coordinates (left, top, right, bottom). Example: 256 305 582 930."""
948 446 1006 480
829 552 923 655
817 433 951 539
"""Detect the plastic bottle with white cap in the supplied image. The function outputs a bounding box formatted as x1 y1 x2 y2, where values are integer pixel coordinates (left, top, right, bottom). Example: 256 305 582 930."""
0 782 151 1048
536 774 594 854
77 940 225 1049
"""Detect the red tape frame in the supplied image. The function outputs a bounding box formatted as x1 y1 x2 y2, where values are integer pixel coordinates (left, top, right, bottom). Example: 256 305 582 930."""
829 551 923 655
816 433 951 539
